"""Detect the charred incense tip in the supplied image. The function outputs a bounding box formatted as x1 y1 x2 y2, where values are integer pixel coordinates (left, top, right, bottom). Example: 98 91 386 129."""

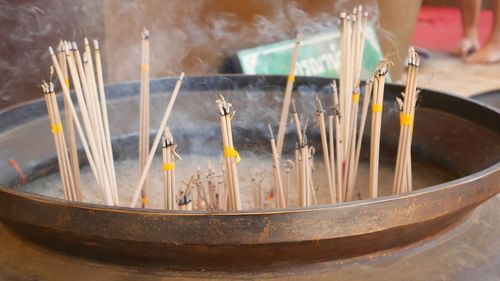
48 46 55 56
162 127 174 147
375 59 393 76
93 39 99 50
178 72 185 81
340 11 347 19
142 28 150 40
71 41 78 51
84 37 89 46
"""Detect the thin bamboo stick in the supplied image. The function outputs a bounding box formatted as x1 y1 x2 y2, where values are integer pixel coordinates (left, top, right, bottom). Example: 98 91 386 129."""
276 34 301 157
268 124 286 208
139 28 150 208
350 80 373 193
331 81 343 202
315 95 335 203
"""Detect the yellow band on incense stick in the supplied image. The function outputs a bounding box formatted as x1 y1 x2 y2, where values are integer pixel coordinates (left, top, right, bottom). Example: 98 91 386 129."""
141 64 150 72
287 74 295 83
372 104 383 113
352 94 360 102
64 78 70 88
163 163 175 171
141 197 148 205
400 114 413 126
224 146 241 163
51 123 63 134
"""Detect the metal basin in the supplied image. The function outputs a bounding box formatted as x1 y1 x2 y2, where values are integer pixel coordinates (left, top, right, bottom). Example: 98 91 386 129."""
0 75 498 270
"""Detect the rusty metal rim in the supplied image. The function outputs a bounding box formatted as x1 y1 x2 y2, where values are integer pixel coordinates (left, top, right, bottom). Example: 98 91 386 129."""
0 160 498 217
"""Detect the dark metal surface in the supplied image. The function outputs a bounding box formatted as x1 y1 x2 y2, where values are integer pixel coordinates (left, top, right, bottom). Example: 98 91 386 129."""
472 89 500 110
0 75 499 271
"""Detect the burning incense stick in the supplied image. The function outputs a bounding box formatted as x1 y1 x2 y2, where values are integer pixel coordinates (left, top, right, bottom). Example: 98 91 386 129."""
42 82 70 200
130 73 184 208
393 48 420 195
216 95 242 210
276 34 301 157
162 127 177 210
369 59 392 199
139 28 150 208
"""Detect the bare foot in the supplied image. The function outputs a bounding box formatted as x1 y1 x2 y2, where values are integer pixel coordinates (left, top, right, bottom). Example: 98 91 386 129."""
464 41 500 64
450 37 480 57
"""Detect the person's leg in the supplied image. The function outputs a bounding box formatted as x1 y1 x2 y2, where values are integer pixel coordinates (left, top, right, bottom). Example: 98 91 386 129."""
465 0 500 63
451 0 481 57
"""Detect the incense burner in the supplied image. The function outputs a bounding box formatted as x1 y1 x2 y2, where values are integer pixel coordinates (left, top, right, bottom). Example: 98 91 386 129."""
0 75 498 273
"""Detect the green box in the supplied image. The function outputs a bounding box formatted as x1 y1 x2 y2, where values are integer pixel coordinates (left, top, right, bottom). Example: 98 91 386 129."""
236 26 387 81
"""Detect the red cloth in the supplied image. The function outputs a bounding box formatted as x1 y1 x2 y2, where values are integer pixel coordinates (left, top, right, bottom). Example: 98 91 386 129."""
412 6 492 51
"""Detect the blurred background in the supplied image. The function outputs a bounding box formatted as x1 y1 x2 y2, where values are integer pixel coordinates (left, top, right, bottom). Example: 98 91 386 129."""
0 0 499 109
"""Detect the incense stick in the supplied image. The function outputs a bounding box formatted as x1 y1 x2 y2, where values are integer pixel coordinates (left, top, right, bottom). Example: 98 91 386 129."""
315 95 335 203
139 28 151 208
350 80 373 194
216 95 241 210
276 34 301 157
268 124 286 208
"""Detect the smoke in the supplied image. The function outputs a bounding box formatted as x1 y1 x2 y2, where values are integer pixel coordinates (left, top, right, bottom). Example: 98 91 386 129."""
0 0 383 108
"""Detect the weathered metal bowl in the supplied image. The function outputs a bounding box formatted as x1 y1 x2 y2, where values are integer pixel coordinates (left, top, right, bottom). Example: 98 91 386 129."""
0 75 498 270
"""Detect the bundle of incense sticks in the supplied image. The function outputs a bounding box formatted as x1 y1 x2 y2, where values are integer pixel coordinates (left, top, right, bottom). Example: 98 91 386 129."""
393 48 420 195
139 28 151 208
162 127 178 210
216 95 242 210
369 59 392 199
41 80 80 201
57 43 81 195
48 39 118 205
336 7 370 202
189 162 224 210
